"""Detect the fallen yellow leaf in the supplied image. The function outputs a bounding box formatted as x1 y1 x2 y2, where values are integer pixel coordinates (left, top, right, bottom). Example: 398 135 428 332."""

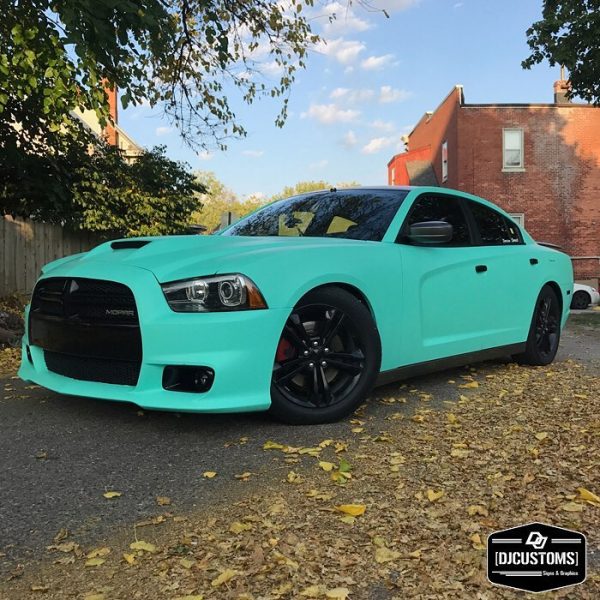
287 471 302 484
470 533 485 549
467 504 489 517
578 487 600 504
318 461 336 472
102 491 121 499
180 558 195 569
211 568 238 587
326 588 350 599
174 596 203 600
263 440 286 450
156 496 171 506
447 413 458 424
202 471 217 478
86 547 110 559
31 585 50 592
122 553 136 565
535 432 548 441
561 501 584 512
459 381 479 389
300 585 326 597
375 546 401 563
229 521 252 534
129 540 157 553
83 594 105 600
84 557 106 567
335 504 366 517
427 489 444 502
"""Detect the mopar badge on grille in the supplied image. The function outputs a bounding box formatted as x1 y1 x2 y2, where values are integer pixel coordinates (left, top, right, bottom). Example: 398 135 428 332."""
105 309 135 317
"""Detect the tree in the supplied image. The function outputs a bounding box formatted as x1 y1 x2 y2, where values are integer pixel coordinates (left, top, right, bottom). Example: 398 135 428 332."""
0 0 319 151
192 171 265 231
523 1 600 104
0 132 204 237
271 180 361 200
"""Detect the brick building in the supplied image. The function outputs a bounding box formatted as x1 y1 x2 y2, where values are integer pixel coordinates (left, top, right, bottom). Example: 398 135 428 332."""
73 84 142 163
387 83 600 283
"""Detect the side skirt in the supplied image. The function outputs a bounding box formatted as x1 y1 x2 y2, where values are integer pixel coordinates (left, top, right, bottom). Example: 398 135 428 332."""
375 343 526 387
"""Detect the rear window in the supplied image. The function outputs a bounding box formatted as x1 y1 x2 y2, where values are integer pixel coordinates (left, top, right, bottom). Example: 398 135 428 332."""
222 190 408 242
469 201 523 245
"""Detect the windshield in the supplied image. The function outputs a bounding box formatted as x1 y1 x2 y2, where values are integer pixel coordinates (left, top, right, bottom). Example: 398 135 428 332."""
222 189 408 241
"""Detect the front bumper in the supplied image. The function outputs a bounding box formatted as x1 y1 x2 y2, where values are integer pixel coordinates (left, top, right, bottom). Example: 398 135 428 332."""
18 262 290 412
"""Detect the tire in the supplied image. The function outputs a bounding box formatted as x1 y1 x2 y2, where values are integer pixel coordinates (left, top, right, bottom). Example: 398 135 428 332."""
570 290 590 310
514 284 561 366
269 287 381 425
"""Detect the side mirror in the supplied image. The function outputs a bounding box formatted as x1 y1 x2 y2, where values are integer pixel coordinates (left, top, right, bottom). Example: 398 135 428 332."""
407 221 453 244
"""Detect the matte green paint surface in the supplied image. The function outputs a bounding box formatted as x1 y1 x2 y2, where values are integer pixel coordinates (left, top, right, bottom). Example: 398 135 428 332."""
19 187 573 412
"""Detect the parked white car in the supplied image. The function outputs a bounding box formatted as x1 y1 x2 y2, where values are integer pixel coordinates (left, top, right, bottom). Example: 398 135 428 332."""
571 283 600 310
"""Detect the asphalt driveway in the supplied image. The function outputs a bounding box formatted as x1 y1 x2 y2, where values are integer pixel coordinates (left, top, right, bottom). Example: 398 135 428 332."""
1 321 598 575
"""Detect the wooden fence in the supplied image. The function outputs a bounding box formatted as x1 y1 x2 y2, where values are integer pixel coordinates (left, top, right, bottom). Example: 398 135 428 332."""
0 216 103 296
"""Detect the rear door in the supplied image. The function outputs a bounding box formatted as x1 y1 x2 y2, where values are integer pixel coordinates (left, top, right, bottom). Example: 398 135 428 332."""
397 192 498 364
462 198 536 347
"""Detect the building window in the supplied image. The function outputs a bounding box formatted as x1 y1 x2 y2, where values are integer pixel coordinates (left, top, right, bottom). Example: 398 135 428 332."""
502 128 524 171
509 213 525 227
441 141 448 183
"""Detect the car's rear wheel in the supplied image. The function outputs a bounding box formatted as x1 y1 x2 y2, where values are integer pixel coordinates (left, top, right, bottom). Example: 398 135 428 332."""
515 284 561 366
269 287 380 425
570 290 590 310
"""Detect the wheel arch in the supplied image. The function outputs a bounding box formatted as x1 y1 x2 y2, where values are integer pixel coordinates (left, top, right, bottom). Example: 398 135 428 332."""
296 282 378 325
544 280 564 314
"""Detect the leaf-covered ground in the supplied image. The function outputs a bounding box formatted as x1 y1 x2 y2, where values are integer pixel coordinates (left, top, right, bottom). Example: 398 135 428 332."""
2 359 599 599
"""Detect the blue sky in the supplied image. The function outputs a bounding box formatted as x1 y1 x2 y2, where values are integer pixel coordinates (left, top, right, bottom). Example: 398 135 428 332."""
121 0 558 199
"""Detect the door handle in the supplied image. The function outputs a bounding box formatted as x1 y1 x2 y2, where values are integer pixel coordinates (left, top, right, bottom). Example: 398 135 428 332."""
530 258 539 265
475 265 488 273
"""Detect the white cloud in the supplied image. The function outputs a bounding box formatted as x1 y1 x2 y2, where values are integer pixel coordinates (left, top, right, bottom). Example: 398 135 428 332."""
309 159 329 170
370 119 396 133
361 54 396 71
261 60 285 77
376 0 421 12
342 130 358 148
321 2 373 35
379 85 411 103
362 136 399 155
155 126 173 136
301 103 360 124
246 191 266 200
315 38 366 65
330 87 375 103
198 150 213 161
454 2 464 8
242 150 264 158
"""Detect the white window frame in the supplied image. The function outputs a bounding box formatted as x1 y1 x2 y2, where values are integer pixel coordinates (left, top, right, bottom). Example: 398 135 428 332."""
390 166 395 185
441 140 448 183
502 128 525 172
509 213 525 227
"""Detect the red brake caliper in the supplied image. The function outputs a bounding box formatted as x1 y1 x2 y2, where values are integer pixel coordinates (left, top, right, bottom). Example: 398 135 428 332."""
276 338 295 362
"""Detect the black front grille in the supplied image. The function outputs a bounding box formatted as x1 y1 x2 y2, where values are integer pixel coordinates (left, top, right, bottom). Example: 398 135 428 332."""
32 278 138 325
30 277 142 386
44 351 141 386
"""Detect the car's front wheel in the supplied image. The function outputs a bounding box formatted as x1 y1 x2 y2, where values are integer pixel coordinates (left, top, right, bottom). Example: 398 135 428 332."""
570 290 590 310
269 287 381 425
515 284 561 366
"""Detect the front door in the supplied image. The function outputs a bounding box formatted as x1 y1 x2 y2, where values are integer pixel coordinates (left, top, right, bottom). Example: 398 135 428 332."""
397 192 494 365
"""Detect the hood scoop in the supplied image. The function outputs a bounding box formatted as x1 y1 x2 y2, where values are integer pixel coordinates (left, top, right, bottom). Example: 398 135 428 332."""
111 240 151 250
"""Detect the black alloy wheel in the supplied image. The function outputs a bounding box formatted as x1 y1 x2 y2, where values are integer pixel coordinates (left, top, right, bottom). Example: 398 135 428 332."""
515 285 561 366
270 287 380 424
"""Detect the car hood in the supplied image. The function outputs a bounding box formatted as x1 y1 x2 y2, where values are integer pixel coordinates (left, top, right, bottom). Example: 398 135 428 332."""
43 235 379 282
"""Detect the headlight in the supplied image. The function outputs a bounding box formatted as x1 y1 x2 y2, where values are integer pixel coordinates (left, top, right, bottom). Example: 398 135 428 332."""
161 274 267 312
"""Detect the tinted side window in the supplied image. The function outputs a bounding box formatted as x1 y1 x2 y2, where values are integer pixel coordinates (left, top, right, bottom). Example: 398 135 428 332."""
469 202 522 245
403 194 471 246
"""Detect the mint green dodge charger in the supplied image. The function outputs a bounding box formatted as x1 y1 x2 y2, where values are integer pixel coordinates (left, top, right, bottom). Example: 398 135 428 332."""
19 187 573 424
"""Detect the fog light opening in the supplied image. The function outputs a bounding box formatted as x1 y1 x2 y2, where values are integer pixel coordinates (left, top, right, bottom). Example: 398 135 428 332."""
162 366 215 393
